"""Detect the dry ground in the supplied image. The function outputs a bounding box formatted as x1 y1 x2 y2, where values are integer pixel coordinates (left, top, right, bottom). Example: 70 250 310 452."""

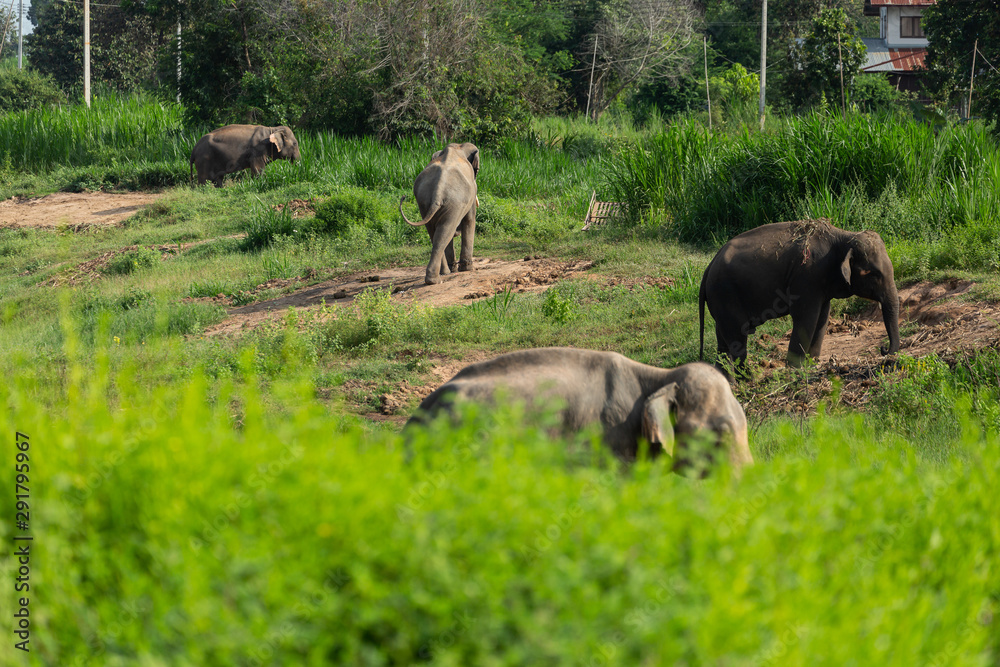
12 194 997 424
0 192 163 229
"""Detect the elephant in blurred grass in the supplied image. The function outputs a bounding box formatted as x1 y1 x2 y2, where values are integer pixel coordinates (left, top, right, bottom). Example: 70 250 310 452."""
399 143 479 285
190 124 301 187
406 347 753 477
699 219 900 373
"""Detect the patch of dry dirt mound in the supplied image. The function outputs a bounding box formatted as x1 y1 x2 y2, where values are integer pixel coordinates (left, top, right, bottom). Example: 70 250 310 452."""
273 199 316 218
202 257 595 337
0 192 163 229
41 245 179 287
745 279 1000 420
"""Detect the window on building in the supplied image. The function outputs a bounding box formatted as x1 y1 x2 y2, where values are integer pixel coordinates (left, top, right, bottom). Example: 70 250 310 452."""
900 16 924 38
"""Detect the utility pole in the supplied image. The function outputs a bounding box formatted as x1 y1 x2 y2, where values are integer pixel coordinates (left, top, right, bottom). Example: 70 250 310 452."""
704 35 712 129
17 0 22 69
84 0 91 106
586 35 598 122
758 0 767 130
968 38 978 119
838 31 846 118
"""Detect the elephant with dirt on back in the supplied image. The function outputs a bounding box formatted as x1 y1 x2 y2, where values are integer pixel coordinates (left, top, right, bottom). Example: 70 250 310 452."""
405 347 753 477
190 124 301 187
699 219 900 374
400 143 479 285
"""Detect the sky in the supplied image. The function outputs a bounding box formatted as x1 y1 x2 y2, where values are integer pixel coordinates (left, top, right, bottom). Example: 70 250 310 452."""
5 0 32 36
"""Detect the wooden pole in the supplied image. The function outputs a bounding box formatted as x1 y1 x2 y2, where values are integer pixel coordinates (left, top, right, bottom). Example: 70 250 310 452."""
586 35 598 122
84 0 91 107
758 0 767 130
838 31 846 118
704 35 712 129
17 0 22 68
968 38 978 119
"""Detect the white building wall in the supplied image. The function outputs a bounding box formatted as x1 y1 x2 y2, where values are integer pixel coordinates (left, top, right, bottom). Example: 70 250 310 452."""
885 6 930 48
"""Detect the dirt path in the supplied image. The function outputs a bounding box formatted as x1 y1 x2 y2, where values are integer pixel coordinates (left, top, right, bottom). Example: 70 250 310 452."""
201 256 594 336
0 192 163 229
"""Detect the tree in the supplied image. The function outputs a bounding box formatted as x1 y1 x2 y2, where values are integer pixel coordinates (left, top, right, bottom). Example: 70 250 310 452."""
25 0 161 95
779 7 866 111
923 0 1000 128
582 0 699 120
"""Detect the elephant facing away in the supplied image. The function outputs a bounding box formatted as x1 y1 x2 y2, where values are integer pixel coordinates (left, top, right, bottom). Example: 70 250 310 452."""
399 143 479 285
405 347 753 476
190 124 301 187
699 219 900 373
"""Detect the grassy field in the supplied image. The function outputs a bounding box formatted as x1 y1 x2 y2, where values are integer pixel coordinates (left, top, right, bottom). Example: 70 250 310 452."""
1 98 999 664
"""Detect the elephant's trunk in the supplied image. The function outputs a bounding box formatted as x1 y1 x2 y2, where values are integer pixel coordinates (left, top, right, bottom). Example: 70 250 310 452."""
879 284 900 356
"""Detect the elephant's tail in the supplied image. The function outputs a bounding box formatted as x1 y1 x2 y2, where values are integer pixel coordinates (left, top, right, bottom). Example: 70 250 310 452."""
399 195 439 227
698 275 707 361
189 153 194 185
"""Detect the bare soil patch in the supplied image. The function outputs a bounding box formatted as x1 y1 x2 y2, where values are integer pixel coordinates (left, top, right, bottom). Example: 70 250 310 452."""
40 245 179 287
0 192 163 229
200 256 594 337
742 280 1000 421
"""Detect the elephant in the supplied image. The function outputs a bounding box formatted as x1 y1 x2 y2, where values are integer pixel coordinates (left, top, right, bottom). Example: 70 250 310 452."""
189 124 301 187
399 142 479 285
699 219 900 372
405 347 753 476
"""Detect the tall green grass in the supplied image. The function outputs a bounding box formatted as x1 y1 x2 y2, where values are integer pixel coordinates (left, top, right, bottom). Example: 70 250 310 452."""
0 350 998 664
606 112 1000 248
1 96 605 208
0 93 200 171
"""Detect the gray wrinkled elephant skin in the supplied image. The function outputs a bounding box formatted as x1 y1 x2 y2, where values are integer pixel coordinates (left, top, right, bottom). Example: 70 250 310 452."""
190 124 301 187
406 347 753 476
400 143 479 285
699 219 900 374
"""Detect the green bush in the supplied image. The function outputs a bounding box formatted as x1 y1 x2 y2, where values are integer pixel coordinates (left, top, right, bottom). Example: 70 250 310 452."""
1 357 999 664
102 246 160 276
314 188 397 237
852 74 912 114
242 204 297 251
0 66 64 113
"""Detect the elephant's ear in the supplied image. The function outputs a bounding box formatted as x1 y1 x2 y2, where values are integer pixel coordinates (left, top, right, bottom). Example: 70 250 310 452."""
269 132 284 153
467 148 480 178
840 247 853 286
642 383 678 457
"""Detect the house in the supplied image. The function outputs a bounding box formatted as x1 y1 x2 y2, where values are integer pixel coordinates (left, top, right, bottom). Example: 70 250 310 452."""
861 0 933 94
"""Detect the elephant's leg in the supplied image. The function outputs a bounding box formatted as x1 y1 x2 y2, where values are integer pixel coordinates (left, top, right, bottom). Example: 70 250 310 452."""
458 210 476 271
807 300 832 359
787 301 823 367
443 237 456 274
715 319 749 377
425 220 458 285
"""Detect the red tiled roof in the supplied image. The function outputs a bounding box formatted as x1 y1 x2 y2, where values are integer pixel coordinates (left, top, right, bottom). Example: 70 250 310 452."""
867 0 935 5
863 48 927 72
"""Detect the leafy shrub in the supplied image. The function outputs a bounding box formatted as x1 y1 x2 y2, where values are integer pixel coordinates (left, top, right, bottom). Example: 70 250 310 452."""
852 74 912 113
314 188 398 237
541 287 577 324
0 66 64 113
102 246 160 276
241 204 296 251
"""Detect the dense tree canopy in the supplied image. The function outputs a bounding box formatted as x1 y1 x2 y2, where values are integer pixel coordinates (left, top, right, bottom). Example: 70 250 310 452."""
13 0 977 134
